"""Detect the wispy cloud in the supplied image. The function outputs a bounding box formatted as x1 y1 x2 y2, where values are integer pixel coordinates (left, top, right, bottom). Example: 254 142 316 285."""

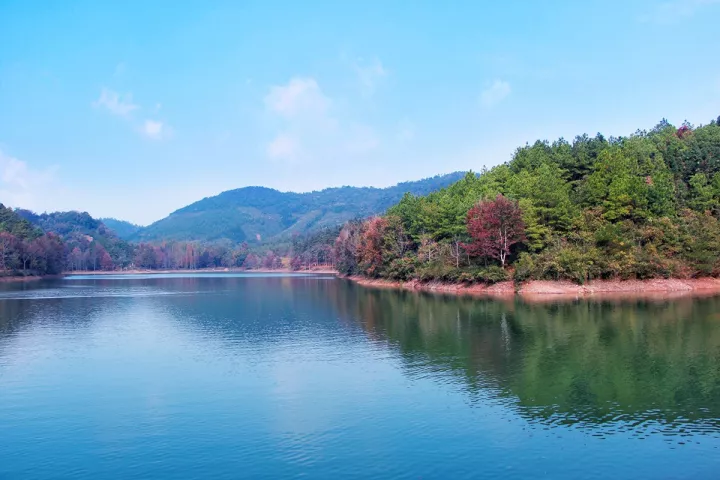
351 57 387 96
93 88 138 116
640 0 720 24
480 80 511 108
94 88 172 140
264 77 330 119
0 150 59 212
263 76 378 164
141 120 169 140
267 133 300 161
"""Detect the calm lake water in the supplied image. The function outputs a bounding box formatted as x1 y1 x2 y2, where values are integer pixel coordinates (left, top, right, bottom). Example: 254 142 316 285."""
1 274 719 479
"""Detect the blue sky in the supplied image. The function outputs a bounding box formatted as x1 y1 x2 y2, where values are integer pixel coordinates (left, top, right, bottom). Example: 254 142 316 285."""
1 0 719 225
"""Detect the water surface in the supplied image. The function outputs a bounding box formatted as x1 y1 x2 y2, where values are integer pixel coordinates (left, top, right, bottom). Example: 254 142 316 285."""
1 274 719 478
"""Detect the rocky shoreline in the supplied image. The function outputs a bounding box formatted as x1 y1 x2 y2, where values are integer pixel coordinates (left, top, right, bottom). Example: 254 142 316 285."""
346 276 720 301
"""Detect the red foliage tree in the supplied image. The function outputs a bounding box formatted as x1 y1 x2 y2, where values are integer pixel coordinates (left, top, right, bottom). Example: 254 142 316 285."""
357 216 387 277
290 255 303 271
99 249 114 270
242 253 259 269
262 251 279 269
676 125 692 139
463 195 525 268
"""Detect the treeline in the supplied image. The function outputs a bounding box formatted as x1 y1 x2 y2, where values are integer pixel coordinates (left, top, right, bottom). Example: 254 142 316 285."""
5 116 719 280
133 241 249 270
0 201 341 275
16 209 135 272
128 225 340 271
0 205 65 275
333 117 720 284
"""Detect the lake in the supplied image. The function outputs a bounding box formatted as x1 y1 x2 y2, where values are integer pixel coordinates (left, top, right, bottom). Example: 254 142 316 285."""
1 273 719 479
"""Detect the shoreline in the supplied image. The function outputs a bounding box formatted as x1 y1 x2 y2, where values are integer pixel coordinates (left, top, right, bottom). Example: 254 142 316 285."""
6 270 720 300
0 274 64 283
346 276 720 301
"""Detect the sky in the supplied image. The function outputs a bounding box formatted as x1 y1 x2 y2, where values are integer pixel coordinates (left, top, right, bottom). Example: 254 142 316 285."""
1 0 719 225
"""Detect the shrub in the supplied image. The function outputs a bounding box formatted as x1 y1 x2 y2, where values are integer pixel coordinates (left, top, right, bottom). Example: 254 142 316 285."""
513 252 536 282
385 255 418 281
474 265 509 284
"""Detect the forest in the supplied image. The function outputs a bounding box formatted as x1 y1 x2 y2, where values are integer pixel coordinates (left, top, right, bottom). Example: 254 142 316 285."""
1 117 719 281
334 117 720 284
131 173 465 244
0 205 65 275
0 202 337 276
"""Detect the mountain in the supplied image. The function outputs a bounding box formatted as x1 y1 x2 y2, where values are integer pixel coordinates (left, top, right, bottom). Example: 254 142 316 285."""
0 204 42 240
16 210 134 267
132 172 468 243
100 218 142 240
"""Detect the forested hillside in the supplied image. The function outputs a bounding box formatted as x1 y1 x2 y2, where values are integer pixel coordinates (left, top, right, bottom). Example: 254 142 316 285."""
100 218 142 240
132 173 467 243
4 117 719 278
16 210 135 271
0 204 65 275
335 118 720 283
0 174 464 274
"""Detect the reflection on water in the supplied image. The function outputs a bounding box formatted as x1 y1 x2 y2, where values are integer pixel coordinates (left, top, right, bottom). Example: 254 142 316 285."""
330 283 720 438
1 275 719 479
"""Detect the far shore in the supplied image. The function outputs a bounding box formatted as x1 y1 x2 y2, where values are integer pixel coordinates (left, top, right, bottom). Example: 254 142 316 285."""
63 267 338 276
0 274 64 283
5 270 720 301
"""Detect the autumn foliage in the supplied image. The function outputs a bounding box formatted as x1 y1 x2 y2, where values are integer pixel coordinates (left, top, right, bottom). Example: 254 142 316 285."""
332 117 720 284
463 195 525 268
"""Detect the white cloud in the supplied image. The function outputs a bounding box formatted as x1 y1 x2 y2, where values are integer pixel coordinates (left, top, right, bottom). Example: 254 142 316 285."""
267 133 300 161
352 57 387 96
263 76 379 165
93 88 138 116
480 80 511 108
0 150 59 212
640 0 720 24
142 120 168 140
93 88 172 140
264 77 330 118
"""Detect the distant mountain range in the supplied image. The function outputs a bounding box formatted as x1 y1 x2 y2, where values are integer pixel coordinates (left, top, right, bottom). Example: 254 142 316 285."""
127 172 467 244
5 173 466 247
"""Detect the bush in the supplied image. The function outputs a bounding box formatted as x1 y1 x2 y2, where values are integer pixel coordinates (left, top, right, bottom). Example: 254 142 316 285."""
514 242 602 284
513 252 536 282
385 255 418 281
474 265 508 284
627 246 676 279
416 262 465 282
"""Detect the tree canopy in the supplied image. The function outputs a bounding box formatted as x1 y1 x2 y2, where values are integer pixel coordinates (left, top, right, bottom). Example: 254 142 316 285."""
334 118 720 284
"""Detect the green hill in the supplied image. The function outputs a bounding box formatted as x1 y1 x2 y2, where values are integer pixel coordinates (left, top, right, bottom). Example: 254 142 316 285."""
0 204 42 240
132 173 467 243
16 210 134 268
100 218 142 240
